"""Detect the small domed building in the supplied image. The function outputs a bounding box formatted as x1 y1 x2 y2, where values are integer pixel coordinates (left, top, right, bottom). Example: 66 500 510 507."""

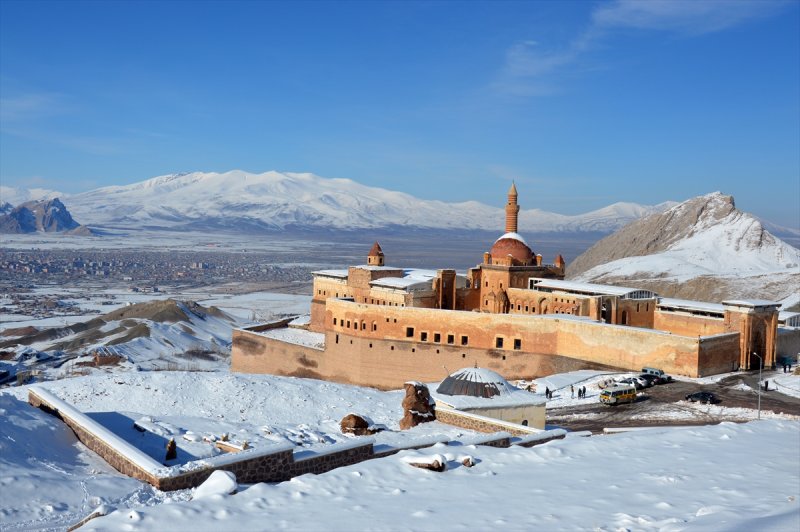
430 366 546 429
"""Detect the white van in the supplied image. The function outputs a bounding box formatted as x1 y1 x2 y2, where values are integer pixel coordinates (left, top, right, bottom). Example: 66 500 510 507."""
599 385 637 406
641 367 665 377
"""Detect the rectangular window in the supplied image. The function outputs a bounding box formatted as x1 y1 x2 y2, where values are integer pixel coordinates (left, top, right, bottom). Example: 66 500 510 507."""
447 334 454 344
361 322 366 330
461 335 468 346
421 332 428 341
406 327 414 338
333 318 337 325
346 320 350 328
372 323 377 331
434 333 441 343
495 337 504 349
514 339 522 350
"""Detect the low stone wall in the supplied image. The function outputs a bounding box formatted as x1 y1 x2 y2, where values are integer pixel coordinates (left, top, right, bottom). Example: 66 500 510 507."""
435 407 563 445
28 388 162 486
30 387 565 492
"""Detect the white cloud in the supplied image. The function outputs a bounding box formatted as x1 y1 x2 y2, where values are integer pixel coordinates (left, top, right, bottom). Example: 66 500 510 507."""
493 0 789 96
0 93 61 122
593 0 787 35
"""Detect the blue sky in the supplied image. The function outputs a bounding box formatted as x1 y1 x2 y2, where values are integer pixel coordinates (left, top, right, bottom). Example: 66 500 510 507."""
1 0 798 226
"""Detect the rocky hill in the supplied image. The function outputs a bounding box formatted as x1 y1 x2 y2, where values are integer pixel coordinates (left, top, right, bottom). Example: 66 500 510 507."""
0 299 237 373
0 198 91 234
567 192 800 304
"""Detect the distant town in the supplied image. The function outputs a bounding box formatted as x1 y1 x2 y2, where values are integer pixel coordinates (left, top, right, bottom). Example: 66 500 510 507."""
0 249 317 320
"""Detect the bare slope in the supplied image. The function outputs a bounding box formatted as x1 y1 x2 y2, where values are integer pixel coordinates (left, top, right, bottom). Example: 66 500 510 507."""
567 192 800 303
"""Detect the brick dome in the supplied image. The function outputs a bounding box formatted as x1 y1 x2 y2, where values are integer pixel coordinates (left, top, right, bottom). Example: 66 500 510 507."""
490 232 534 265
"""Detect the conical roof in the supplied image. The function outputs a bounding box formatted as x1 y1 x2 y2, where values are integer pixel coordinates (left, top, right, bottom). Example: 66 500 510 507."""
436 366 518 399
368 241 384 256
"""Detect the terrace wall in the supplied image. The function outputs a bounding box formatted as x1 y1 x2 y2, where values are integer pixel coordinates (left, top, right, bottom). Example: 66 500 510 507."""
29 387 563 493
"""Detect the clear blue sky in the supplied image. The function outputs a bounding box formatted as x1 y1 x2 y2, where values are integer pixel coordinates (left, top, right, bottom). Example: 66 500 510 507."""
1 0 798 226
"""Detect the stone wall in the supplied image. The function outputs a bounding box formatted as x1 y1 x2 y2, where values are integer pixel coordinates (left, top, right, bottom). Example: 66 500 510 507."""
654 311 726 337
233 297 732 389
435 408 564 447
30 387 562 493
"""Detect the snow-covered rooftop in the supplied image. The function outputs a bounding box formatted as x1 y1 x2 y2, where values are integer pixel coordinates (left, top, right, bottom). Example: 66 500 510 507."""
431 367 546 409
494 232 529 246
779 312 800 328
529 279 653 298
253 327 325 350
312 269 348 279
722 299 781 308
658 298 725 315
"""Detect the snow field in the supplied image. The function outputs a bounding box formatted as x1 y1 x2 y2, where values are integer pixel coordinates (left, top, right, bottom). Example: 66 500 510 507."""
81 420 800 531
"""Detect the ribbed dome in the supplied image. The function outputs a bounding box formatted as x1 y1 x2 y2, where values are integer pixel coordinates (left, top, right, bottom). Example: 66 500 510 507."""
490 232 534 265
436 367 518 399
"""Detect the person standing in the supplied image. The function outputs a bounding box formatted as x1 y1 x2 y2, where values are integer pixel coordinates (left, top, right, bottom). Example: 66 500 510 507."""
570 384 574 399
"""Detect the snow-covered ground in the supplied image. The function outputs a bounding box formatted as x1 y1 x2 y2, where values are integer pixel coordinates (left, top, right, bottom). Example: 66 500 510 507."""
85 421 800 531
2 370 799 530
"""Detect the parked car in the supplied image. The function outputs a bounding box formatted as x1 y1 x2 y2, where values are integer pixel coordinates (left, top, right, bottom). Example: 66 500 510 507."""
640 368 673 384
685 391 719 404
618 377 646 390
638 374 660 387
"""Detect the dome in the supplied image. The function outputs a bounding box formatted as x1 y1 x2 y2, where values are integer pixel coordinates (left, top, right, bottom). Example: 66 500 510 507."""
436 367 519 399
490 232 534 265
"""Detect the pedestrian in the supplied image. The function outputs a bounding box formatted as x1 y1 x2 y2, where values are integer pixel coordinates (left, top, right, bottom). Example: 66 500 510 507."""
570 384 574 399
582 386 586 399
764 380 769 391
545 386 550 399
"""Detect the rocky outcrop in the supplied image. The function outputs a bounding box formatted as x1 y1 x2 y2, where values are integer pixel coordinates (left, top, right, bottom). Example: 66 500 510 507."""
0 198 90 234
399 382 436 430
567 192 800 302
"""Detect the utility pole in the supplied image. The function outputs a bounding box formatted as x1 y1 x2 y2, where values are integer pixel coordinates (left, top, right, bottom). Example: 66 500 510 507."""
753 352 762 420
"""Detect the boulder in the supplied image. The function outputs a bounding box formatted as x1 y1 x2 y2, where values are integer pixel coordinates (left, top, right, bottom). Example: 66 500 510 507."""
340 413 379 436
400 381 436 430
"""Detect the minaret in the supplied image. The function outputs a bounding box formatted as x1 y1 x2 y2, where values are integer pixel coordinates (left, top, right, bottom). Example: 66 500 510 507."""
505 182 519 234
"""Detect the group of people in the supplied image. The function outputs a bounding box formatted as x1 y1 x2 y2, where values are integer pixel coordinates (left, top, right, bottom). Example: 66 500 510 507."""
571 384 587 399
543 384 588 400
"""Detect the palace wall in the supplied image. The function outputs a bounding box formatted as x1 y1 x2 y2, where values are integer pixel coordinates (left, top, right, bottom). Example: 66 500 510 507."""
234 299 741 388
654 311 726 337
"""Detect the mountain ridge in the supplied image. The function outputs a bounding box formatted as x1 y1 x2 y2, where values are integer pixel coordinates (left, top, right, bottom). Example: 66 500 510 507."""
3 170 679 234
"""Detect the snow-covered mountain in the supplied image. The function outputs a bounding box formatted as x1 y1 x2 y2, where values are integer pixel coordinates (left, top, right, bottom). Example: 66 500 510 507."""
568 192 800 304
0 186 64 206
47 170 673 233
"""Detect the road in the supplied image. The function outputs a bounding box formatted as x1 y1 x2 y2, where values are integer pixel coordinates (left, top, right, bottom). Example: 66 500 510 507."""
546 372 800 434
